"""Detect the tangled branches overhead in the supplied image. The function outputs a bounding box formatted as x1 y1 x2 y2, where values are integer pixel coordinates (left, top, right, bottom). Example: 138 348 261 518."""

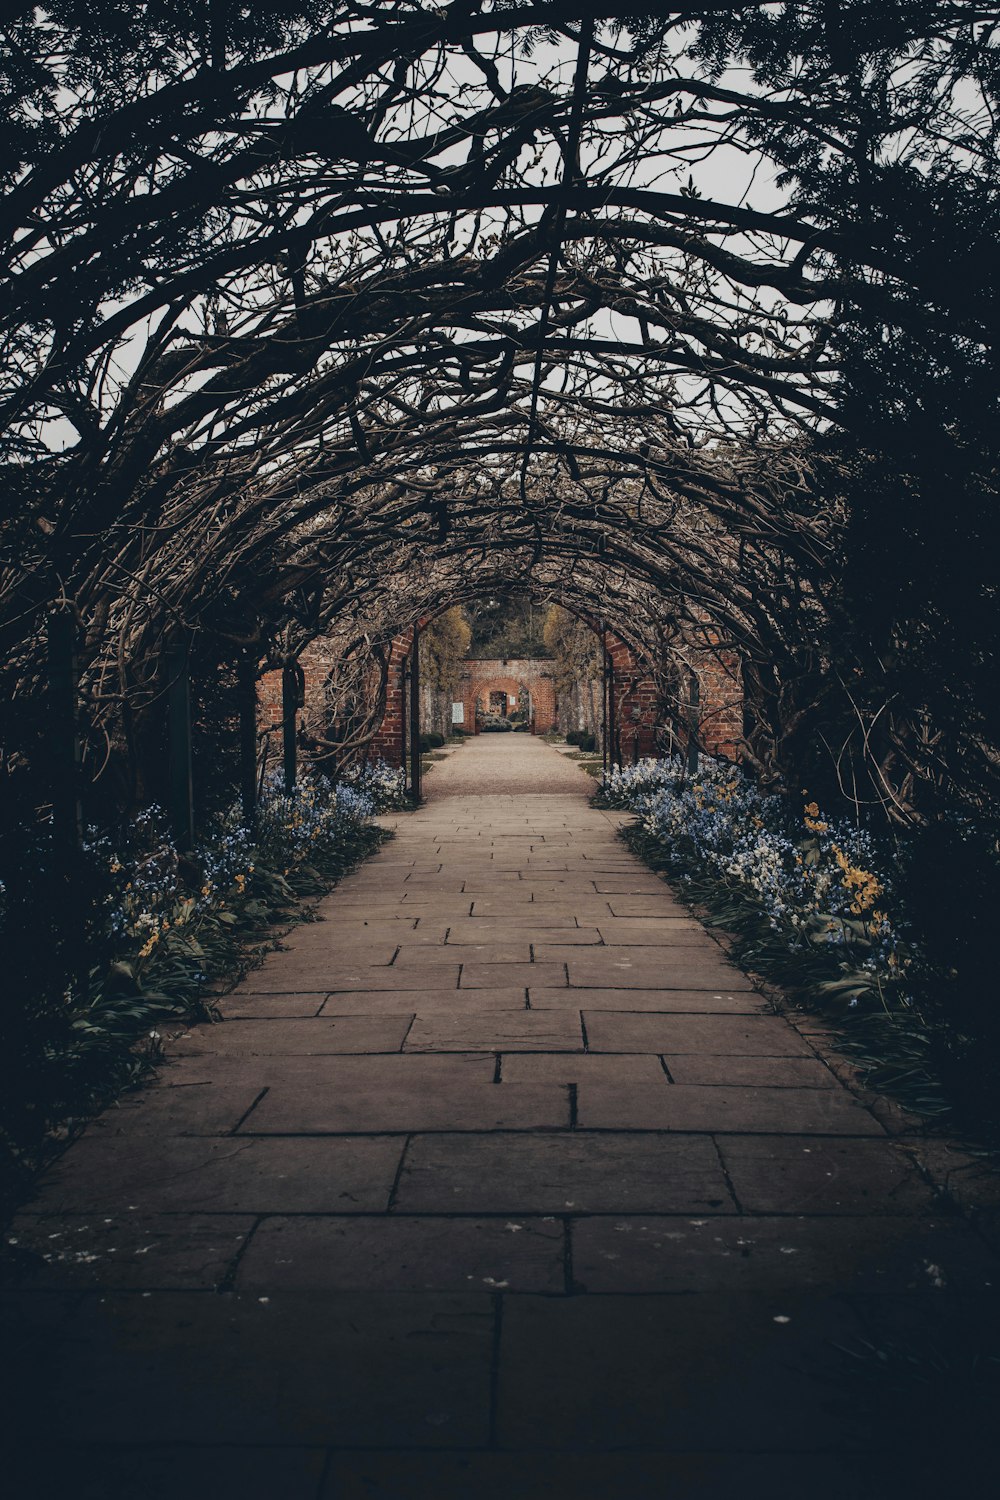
1 2 998 826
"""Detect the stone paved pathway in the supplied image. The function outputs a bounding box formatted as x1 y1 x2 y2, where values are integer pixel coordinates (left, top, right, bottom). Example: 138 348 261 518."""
4 736 1000 1497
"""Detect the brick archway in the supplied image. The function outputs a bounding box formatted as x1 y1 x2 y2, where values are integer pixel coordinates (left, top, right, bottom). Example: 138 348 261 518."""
458 659 557 735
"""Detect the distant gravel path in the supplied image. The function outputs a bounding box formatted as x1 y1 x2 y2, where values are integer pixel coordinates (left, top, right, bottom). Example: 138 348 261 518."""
422 733 595 799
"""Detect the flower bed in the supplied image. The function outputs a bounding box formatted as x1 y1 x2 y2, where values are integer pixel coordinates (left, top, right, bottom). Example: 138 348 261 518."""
599 757 947 1120
1 768 389 1206
340 756 407 809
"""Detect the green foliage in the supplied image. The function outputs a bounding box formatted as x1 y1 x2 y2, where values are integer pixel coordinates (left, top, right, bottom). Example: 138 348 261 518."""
543 605 601 692
466 597 549 659
419 607 472 692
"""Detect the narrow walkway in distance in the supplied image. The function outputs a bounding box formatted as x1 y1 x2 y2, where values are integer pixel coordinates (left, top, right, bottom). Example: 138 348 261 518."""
5 737 1000 1498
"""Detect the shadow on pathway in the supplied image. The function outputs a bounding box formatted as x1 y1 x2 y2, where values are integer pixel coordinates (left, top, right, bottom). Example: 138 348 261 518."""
4 737 1000 1497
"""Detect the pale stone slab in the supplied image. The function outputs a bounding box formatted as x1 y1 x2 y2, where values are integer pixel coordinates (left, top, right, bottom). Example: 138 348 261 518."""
231 947 399 993
591 878 677 894
566 953 753 990
607 897 696 917
218 991 329 1019
320 988 528 1016
572 1214 1000 1296
314 965 463 992
162 1051 498 1090
395 942 532 965
498 1053 668 1085
280 917 419 946
460 961 567 989
595 919 716 945
405 1013 583 1052
3 1213 253 1290
176 1016 413 1055
530 987 761 1013
583 1013 813 1056
717 1137 939 1214
242 1082 570 1134
393 1133 733 1214
539 939 723 965
445 916 581 936
28 1135 405 1213
466 895 537 912
663 1054 839 1088
575 1083 883 1135
238 1215 565 1294
83 1082 261 1136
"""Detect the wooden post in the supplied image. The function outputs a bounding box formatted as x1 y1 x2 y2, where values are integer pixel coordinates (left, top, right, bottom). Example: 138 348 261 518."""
687 673 701 775
238 654 258 825
47 609 83 860
282 662 301 794
166 641 195 850
409 627 422 804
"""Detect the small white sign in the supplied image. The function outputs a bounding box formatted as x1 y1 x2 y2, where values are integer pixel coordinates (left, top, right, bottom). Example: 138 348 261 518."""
451 701 465 724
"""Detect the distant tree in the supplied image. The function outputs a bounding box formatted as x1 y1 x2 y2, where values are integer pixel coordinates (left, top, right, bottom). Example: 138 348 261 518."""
420 607 472 694
543 605 602 736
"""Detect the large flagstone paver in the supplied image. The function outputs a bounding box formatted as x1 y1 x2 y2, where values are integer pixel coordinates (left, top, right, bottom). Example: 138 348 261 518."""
530 985 761 1012
5 735 999 1493
392 1132 735 1214
575 1081 883 1134
237 1215 566 1294
582 1011 814 1054
242 1080 570 1133
28 1134 404 1213
570 1213 1000 1295
404 1011 584 1052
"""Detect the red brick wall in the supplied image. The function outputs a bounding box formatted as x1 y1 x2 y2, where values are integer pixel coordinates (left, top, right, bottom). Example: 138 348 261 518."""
458 659 557 734
258 617 744 773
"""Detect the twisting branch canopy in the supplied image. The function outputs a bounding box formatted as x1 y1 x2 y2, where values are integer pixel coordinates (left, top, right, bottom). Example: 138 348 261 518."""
1 2 998 823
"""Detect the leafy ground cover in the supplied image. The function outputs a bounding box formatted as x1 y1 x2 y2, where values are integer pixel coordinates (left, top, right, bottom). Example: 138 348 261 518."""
598 758 999 1141
0 762 404 1214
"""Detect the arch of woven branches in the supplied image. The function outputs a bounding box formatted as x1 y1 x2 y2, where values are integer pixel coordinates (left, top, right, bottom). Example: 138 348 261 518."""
2 2 998 829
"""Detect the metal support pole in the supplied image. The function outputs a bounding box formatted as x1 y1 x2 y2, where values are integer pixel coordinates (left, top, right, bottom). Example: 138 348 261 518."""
167 641 195 850
409 627 422 804
47 609 83 860
687 673 701 775
282 662 301 794
238 654 258 826
399 652 408 769
601 627 609 774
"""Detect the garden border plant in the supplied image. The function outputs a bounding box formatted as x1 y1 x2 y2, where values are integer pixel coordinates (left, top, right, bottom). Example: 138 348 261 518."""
597 757 999 1141
0 759 405 1216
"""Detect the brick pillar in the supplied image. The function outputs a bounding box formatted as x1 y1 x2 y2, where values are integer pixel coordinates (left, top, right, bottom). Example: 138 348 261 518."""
368 631 414 768
606 634 659 762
